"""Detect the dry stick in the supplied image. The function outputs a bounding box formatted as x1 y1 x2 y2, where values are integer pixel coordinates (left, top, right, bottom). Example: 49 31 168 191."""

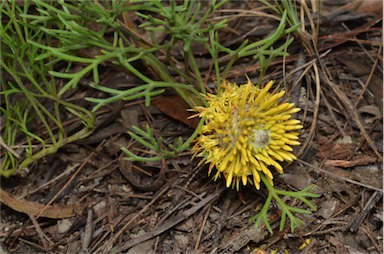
35 140 106 218
286 49 306 107
281 57 315 88
18 238 49 252
89 226 110 253
175 185 222 214
106 196 114 233
319 18 382 154
209 247 218 254
99 185 171 253
195 204 212 250
81 160 116 180
212 190 232 251
0 136 21 159
331 192 361 218
301 238 317 254
279 49 332 92
297 62 321 158
298 0 319 53
303 226 346 237
229 199 259 220
156 192 205 227
349 191 383 232
362 224 383 253
353 45 382 108
152 236 160 254
294 0 322 160
339 22 378 63
28 214 54 249
320 89 347 137
297 159 383 192
19 163 79 198
81 208 94 252
110 187 225 253
318 64 382 159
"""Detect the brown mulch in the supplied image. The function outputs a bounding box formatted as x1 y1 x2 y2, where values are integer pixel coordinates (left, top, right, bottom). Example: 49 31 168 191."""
1 1 383 253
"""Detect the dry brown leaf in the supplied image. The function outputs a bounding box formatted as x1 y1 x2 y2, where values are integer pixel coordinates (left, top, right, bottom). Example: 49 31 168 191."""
324 156 378 168
0 187 81 219
340 0 383 15
152 95 200 128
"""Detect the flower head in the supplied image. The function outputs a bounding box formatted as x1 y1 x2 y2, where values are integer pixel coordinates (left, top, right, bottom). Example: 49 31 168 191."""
192 79 303 190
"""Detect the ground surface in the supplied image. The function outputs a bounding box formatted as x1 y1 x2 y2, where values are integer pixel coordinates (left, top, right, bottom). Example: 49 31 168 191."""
1 1 383 253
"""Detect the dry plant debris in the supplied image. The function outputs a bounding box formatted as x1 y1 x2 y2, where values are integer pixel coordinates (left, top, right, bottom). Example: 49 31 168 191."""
1 1 383 253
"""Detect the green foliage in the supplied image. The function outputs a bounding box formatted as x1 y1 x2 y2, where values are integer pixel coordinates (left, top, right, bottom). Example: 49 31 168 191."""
211 10 299 87
251 174 319 233
136 0 227 51
0 0 95 176
121 119 204 162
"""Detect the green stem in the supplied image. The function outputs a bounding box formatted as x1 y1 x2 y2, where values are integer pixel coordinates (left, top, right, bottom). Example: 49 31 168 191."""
187 49 206 94
18 126 94 172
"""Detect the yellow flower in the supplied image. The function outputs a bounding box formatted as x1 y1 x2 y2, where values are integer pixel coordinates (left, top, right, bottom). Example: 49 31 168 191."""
192 79 303 190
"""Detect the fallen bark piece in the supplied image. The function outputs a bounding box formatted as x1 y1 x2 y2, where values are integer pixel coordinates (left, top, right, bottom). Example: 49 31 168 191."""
324 156 377 168
0 187 80 219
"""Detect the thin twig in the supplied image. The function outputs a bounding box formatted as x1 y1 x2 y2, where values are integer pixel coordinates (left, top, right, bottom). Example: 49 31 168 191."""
110 187 225 253
195 204 212 250
320 89 347 137
212 190 232 250
353 45 382 108
318 63 382 159
349 191 383 232
362 224 383 253
152 236 160 254
297 62 321 159
81 208 94 252
99 185 171 253
19 163 79 198
35 141 106 218
29 215 54 249
0 136 21 159
298 159 383 192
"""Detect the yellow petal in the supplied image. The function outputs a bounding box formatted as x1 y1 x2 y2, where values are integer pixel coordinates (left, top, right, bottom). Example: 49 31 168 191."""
259 162 273 179
242 174 248 186
254 81 274 105
267 149 284 161
226 168 234 187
